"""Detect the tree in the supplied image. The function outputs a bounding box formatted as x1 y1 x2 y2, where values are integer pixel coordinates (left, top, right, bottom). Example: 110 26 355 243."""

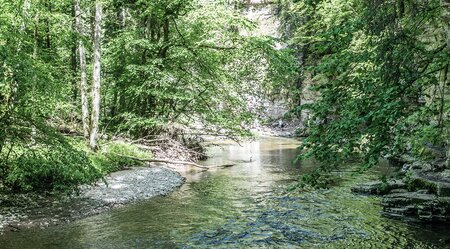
90 0 102 150
278 0 450 186
0 0 297 191
441 0 450 167
75 0 89 138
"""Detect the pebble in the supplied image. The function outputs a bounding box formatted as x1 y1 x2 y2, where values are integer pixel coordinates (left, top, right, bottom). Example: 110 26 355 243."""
0 166 185 234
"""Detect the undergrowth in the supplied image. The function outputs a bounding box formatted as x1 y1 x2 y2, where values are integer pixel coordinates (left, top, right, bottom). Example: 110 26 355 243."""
0 137 150 193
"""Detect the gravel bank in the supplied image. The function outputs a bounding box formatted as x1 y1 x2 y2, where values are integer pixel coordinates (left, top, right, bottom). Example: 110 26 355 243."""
0 166 185 234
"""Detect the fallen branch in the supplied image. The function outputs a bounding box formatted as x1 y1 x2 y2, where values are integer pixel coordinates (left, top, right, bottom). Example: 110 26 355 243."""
117 154 235 169
142 158 210 169
130 138 171 145
134 144 160 150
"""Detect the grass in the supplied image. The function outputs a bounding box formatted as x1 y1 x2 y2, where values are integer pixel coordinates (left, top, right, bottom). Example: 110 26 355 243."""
0 137 152 193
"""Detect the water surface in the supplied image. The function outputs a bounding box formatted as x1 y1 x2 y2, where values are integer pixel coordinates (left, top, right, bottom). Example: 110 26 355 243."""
1 137 449 248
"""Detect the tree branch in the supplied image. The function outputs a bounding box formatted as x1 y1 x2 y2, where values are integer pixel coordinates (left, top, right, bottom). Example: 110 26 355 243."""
118 154 235 169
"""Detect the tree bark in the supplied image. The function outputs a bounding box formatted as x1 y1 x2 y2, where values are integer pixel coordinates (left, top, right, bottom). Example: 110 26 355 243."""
441 0 450 167
90 0 102 150
45 0 51 49
442 0 450 48
71 4 78 101
75 0 90 138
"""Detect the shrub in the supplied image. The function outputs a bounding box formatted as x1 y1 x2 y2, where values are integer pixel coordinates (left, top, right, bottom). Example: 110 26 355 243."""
90 141 151 174
3 143 102 192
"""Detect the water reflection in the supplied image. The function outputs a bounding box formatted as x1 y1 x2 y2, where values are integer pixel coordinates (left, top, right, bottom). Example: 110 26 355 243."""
0 137 449 248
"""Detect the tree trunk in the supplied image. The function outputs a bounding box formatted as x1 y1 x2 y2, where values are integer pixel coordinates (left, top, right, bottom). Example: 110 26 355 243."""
443 0 450 48
75 0 90 138
441 0 450 167
110 5 126 118
90 0 102 150
45 0 51 49
71 4 78 101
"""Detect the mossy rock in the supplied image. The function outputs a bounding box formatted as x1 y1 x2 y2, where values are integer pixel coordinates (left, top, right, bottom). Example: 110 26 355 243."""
351 180 405 195
406 178 437 194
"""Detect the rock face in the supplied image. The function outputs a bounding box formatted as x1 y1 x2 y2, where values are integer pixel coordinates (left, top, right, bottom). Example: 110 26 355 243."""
352 159 450 223
240 1 303 136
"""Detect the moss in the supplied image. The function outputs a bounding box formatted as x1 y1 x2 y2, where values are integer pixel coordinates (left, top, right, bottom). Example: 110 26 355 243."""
406 178 437 194
377 182 392 195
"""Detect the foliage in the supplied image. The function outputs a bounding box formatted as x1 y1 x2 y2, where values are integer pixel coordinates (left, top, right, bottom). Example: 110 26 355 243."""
102 0 297 136
0 0 296 192
279 0 450 186
88 141 150 174
0 136 149 193
0 134 100 192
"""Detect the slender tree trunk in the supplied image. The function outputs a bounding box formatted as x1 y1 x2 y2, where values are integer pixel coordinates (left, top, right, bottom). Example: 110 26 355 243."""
75 0 90 138
441 0 450 167
71 4 78 101
31 12 39 146
90 0 102 150
1 0 30 153
45 0 51 49
443 0 450 48
110 6 126 118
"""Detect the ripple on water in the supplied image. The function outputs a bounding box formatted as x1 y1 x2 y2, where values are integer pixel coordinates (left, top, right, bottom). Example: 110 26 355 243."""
0 138 449 249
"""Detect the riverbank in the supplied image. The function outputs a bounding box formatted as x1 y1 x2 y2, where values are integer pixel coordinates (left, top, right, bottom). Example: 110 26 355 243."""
0 166 185 234
2 137 449 249
0 135 210 234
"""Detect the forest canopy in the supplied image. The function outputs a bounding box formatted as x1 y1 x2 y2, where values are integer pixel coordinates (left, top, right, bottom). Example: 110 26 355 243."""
1 0 449 191
0 0 297 192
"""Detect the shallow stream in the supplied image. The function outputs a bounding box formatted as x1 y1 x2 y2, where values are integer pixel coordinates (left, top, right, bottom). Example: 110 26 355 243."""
1 137 449 248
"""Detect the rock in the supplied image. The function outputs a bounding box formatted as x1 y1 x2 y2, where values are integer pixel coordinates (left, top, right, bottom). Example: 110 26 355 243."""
411 161 423 170
352 180 405 195
422 163 433 172
351 181 384 195
388 154 416 167
433 159 447 172
390 188 408 194
399 154 416 164
441 170 450 179
382 192 436 206
401 164 412 173
416 189 429 194
408 170 450 197
436 182 450 197
381 191 450 222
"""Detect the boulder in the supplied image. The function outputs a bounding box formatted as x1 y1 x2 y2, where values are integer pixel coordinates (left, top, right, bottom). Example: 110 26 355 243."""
351 180 405 195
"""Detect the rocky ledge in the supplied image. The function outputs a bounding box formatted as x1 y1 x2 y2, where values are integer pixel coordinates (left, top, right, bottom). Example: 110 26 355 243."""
352 159 450 222
0 166 185 234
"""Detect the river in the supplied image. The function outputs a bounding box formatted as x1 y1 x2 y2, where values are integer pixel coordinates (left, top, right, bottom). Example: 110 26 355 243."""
0 137 449 248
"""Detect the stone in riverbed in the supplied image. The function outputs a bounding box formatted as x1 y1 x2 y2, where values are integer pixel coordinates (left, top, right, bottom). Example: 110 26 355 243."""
381 192 436 211
351 180 405 195
409 170 450 197
441 170 450 178
381 192 450 222
436 181 450 197
390 188 408 194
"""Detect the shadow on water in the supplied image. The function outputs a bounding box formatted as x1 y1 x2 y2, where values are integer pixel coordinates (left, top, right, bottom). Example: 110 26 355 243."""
1 137 450 248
